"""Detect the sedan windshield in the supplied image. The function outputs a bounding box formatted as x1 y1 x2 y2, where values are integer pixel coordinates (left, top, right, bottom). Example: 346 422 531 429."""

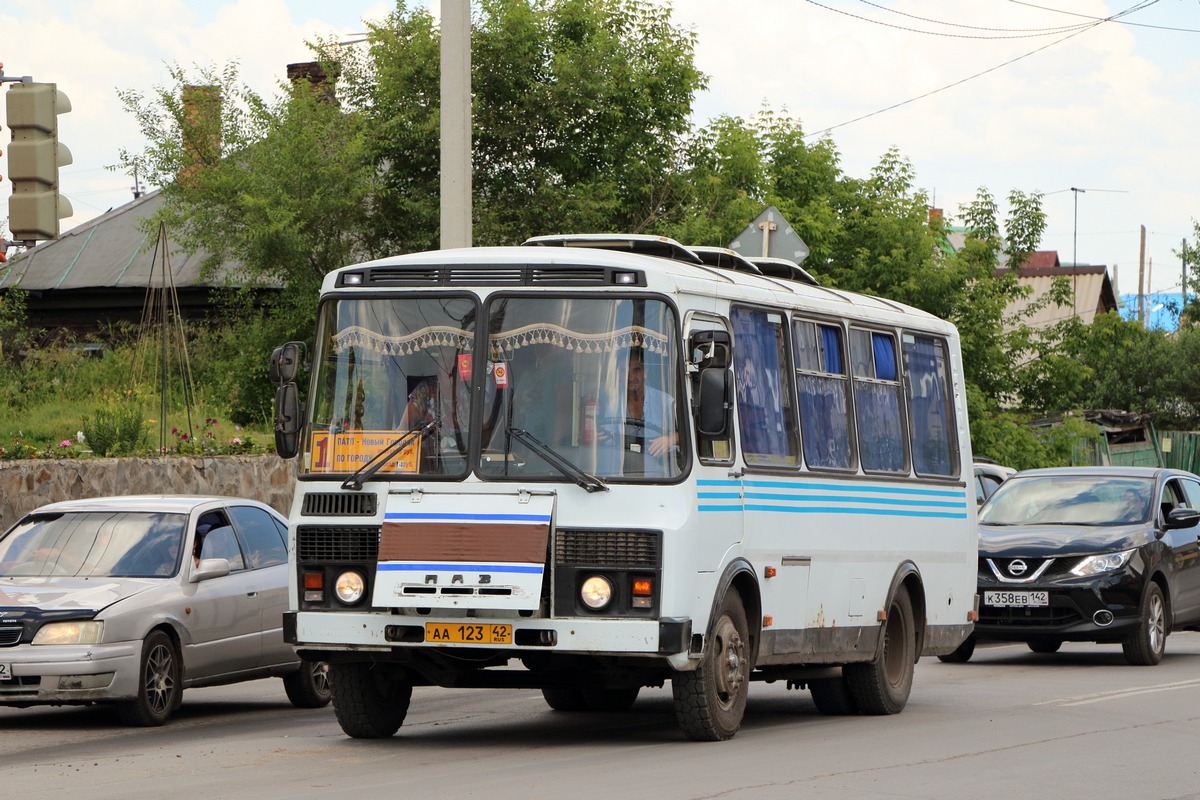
980 476 1154 526
0 511 187 578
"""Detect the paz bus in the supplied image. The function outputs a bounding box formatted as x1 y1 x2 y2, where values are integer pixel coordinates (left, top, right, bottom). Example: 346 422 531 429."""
271 234 977 741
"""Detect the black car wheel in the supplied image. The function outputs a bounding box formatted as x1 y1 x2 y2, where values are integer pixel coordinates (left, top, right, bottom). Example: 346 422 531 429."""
283 660 332 708
1027 639 1062 654
1123 581 1167 666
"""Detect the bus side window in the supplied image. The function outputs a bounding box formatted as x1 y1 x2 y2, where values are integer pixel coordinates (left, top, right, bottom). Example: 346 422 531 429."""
793 319 854 470
731 306 800 468
850 328 908 474
902 334 959 478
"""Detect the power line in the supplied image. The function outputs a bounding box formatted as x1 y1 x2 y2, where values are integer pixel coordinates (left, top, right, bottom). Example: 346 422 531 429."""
1007 0 1200 33
803 0 1161 139
805 0 1095 39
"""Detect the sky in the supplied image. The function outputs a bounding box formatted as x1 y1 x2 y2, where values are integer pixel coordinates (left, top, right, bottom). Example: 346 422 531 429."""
2 0 1198 295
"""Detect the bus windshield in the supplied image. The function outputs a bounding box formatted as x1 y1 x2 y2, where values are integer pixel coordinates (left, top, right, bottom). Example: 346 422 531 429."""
301 293 683 482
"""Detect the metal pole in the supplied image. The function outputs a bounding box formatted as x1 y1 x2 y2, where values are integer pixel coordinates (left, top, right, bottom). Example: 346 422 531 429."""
440 0 472 249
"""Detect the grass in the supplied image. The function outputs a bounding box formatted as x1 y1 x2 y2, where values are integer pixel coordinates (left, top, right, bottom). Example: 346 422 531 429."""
0 342 274 459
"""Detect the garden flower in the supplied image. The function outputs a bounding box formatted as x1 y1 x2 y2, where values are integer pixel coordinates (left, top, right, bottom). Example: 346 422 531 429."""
59 440 72 447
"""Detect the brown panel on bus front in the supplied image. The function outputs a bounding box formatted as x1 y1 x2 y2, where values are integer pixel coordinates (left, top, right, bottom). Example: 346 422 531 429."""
378 522 549 564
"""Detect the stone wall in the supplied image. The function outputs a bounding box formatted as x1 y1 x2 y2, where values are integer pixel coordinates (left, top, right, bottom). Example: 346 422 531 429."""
0 454 298 531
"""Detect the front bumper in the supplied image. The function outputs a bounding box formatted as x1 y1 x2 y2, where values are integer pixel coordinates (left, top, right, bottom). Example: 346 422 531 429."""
0 641 141 705
975 574 1142 643
285 611 693 667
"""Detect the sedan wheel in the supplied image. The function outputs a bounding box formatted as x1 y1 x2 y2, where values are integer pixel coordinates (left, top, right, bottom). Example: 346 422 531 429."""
117 630 180 726
1123 582 1167 666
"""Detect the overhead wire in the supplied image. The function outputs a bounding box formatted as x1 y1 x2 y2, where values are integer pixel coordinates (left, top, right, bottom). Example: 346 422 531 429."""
802 0 1162 139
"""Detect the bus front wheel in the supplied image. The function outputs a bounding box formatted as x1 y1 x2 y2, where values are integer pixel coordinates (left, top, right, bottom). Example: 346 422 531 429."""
845 587 916 715
329 662 412 739
672 591 751 741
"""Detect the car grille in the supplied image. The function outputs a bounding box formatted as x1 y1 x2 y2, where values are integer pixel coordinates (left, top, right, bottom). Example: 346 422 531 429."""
555 529 660 568
978 606 1083 627
0 625 23 646
296 525 380 562
980 556 1076 581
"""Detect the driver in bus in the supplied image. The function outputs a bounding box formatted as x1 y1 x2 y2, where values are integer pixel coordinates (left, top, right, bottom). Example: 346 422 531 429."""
600 347 678 475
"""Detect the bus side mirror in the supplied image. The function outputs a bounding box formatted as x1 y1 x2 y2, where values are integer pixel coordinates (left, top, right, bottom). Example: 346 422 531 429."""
274 383 301 459
269 341 305 385
697 367 731 437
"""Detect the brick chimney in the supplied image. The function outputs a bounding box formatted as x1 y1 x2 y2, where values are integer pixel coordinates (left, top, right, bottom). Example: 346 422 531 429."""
287 61 339 105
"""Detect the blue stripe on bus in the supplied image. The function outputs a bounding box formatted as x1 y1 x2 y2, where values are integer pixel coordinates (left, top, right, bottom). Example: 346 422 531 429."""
744 479 966 498
384 512 552 523
743 504 968 519
744 491 966 509
377 563 545 574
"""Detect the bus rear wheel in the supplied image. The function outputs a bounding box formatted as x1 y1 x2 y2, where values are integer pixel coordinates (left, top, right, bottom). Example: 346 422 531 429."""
672 591 751 741
845 587 916 715
329 663 412 739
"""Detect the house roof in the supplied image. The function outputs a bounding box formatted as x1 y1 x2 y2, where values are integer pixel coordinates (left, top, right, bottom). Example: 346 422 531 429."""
0 189 243 292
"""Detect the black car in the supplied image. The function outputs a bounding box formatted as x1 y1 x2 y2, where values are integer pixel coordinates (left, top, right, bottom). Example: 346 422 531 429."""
943 466 1200 666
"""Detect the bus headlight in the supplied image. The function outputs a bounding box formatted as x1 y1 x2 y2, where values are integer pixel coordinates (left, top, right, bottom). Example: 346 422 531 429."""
334 571 365 605
580 575 613 610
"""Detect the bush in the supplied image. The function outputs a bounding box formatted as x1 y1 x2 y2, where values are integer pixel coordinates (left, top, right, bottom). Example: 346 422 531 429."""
81 405 148 456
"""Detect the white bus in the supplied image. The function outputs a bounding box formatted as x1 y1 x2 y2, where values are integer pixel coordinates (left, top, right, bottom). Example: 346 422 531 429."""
271 234 977 741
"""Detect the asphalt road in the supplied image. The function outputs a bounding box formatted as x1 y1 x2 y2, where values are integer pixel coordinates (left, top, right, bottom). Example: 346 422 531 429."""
6 635 1200 800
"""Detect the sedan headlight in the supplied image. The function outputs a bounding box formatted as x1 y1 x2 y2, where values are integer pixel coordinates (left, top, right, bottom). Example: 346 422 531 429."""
32 620 104 645
1071 549 1134 577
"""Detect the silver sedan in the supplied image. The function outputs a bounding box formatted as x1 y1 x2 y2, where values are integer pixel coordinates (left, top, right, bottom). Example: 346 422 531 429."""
0 495 329 725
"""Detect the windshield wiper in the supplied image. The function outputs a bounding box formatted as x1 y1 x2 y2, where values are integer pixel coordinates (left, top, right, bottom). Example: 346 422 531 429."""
341 420 438 491
507 427 608 493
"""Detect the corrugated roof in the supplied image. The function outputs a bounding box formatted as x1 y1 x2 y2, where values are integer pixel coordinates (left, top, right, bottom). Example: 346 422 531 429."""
0 189 243 292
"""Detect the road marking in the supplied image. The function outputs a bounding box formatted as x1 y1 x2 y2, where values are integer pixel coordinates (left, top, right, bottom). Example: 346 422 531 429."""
1036 678 1200 707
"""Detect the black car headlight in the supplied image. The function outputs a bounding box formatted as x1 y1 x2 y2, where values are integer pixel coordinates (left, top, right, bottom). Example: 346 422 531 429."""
1070 549 1134 577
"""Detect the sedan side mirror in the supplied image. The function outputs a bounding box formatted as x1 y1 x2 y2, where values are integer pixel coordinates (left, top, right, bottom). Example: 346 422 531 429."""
1166 507 1200 530
190 557 232 583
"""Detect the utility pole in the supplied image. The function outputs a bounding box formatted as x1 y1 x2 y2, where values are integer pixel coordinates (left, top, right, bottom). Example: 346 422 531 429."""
440 0 471 249
1138 225 1146 325
1184 238 1189 307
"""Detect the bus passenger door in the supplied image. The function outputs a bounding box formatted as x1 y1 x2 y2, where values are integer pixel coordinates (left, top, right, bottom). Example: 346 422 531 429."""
688 318 745 578
729 306 812 636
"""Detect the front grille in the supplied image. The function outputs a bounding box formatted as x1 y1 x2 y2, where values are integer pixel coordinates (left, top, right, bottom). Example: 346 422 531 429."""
297 525 380 562
301 492 378 517
978 606 1083 627
555 529 660 568
0 625 22 646
980 556 1074 581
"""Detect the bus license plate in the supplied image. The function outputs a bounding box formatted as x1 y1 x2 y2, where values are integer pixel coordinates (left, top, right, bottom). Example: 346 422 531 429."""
985 590 1049 608
0 663 12 681
425 623 512 645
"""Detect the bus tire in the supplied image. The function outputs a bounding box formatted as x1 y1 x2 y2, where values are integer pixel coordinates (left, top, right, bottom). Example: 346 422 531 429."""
329 663 412 739
672 591 751 741
808 675 858 715
582 686 640 712
845 587 915 715
541 687 588 711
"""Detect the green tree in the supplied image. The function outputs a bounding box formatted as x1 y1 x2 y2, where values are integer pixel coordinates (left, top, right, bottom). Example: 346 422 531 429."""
335 0 706 251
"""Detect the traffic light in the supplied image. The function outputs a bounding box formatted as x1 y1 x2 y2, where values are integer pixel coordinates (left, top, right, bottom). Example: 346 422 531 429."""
6 81 72 242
